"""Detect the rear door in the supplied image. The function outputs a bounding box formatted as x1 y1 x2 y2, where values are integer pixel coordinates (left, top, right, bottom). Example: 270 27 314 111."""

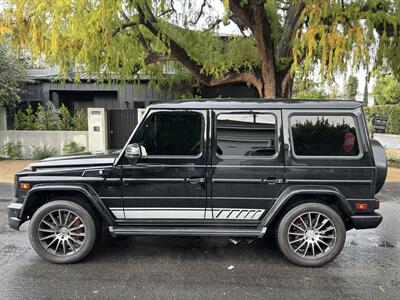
210 109 284 221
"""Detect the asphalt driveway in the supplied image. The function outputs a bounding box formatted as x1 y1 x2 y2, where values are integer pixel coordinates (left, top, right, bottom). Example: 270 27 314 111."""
0 186 399 299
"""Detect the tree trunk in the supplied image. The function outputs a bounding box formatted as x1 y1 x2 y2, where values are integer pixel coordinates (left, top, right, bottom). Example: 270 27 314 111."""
253 70 293 98
275 71 293 98
363 69 370 107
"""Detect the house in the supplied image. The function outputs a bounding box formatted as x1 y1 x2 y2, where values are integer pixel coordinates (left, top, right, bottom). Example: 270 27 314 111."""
18 67 258 113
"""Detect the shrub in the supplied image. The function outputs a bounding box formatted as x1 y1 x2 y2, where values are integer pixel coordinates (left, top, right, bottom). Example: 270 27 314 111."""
35 103 60 130
59 103 72 130
364 105 400 134
13 103 86 131
63 141 85 154
13 110 25 130
31 145 56 160
1 141 22 159
72 110 88 131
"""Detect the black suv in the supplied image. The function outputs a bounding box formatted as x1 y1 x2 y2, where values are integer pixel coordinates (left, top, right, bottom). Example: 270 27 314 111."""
7 100 387 266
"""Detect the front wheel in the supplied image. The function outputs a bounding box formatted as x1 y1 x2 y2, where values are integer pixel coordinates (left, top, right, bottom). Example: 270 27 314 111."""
29 200 97 264
276 203 346 267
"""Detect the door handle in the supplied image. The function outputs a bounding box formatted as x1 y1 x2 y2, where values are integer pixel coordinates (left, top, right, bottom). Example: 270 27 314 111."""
186 178 206 184
262 178 284 184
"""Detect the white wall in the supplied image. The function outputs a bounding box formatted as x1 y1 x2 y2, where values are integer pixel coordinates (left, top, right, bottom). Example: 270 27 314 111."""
87 108 107 154
0 130 88 158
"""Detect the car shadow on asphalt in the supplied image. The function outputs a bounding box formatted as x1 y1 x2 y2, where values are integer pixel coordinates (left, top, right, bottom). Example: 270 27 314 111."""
84 233 290 266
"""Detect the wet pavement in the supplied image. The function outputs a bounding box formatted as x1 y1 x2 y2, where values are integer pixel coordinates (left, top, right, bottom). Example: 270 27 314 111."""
0 183 13 201
0 191 399 299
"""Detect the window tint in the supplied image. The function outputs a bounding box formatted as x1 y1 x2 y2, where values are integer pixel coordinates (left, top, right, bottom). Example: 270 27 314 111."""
136 112 202 156
216 113 276 157
291 115 360 157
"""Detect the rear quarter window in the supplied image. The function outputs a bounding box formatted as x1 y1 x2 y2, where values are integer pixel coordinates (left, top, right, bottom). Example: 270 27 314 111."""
290 115 360 157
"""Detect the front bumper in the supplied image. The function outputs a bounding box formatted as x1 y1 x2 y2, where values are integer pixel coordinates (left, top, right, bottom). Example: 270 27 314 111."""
7 200 23 230
351 212 383 229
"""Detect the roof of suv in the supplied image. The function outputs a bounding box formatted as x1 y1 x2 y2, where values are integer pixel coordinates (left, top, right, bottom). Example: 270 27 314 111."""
149 99 363 110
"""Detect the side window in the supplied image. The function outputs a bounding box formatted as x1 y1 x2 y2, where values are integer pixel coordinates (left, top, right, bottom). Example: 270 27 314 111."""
216 113 277 157
136 111 203 156
290 115 360 157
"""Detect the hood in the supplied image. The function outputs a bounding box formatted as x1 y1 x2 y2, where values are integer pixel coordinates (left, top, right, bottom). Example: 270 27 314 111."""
26 152 119 171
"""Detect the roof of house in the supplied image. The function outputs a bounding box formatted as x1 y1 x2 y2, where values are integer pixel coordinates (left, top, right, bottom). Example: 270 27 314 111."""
149 99 363 110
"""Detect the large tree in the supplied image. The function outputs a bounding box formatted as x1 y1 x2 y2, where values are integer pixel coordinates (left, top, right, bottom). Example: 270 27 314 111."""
1 0 399 98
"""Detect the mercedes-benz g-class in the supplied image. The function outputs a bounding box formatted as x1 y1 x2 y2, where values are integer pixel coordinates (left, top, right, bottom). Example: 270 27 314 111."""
7 100 386 266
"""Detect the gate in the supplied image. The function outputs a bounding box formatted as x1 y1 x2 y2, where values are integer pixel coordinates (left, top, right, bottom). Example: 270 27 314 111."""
107 108 137 150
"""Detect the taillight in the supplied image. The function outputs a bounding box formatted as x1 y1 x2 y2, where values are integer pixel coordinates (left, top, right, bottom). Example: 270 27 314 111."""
355 203 368 211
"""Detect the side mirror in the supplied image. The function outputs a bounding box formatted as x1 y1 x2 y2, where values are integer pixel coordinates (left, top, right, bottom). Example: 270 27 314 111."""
125 143 142 160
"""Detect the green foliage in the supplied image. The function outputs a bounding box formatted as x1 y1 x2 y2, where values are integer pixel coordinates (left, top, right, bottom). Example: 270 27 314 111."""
293 0 400 81
72 110 88 131
344 75 359 100
1 0 398 97
24 105 35 130
0 141 22 159
58 104 72 131
0 46 26 108
373 75 400 105
364 105 400 134
292 74 327 99
63 141 86 154
35 102 60 130
13 103 86 131
31 145 56 160
292 90 327 100
293 75 319 95
13 109 25 130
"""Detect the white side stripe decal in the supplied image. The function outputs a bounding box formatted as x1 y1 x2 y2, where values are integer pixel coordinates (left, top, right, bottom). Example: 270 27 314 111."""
109 208 265 220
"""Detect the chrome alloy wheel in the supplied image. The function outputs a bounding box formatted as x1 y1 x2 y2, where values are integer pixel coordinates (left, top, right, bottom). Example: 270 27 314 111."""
287 212 337 259
38 209 86 256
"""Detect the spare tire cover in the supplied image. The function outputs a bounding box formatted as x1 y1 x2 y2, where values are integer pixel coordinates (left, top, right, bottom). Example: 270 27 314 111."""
371 139 388 194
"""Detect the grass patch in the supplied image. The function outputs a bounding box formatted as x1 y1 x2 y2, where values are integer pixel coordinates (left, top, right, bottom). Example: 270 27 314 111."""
386 149 400 168
385 149 400 182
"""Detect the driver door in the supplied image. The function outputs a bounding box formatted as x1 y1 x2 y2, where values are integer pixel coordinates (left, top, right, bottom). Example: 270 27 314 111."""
121 109 208 221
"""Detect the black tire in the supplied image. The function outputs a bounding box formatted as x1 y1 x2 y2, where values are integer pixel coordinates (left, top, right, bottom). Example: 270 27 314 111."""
29 200 97 264
275 203 346 267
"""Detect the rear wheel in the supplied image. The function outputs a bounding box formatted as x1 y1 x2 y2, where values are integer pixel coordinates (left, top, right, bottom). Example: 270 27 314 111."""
276 203 346 267
29 200 97 264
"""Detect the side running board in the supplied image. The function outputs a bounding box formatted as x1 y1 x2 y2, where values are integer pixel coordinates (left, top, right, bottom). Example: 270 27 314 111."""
109 226 267 238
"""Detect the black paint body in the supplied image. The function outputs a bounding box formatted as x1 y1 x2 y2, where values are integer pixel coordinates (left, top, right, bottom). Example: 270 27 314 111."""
8 100 383 233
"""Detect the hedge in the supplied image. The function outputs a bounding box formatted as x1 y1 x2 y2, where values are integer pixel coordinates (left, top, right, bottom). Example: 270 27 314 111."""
364 105 400 134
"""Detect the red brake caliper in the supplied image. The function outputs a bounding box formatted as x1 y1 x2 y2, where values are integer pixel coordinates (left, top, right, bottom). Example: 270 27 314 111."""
72 219 83 242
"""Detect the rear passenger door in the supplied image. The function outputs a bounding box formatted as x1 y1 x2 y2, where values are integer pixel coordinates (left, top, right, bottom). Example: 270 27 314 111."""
210 110 284 221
